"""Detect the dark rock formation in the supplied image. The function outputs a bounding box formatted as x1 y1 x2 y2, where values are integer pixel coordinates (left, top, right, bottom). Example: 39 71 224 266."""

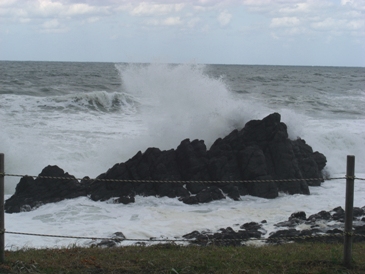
181 206 365 247
182 221 265 246
5 166 88 213
5 112 327 213
268 206 365 244
88 112 326 204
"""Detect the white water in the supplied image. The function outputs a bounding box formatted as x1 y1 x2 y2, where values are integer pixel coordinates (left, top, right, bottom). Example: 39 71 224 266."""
5 177 365 250
1 62 365 250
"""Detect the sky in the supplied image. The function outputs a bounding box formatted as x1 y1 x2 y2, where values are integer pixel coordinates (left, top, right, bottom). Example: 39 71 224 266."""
0 0 364 66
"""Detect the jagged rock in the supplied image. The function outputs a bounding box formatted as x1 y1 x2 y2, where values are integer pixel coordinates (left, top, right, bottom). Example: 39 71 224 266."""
5 166 87 213
87 112 325 204
5 113 327 213
183 222 264 246
181 206 365 246
268 206 365 244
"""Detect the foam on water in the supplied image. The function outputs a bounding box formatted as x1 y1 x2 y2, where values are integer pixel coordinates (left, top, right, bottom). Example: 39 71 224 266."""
1 63 365 189
0 63 272 193
0 91 143 193
1 62 364 249
5 176 365 250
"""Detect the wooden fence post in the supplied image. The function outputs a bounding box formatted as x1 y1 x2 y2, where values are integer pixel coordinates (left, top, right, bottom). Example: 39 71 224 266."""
0 153 4 263
343 155 355 268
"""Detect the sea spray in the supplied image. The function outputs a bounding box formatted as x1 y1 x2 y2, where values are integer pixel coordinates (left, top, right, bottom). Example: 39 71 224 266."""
1 62 365 194
116 62 272 150
1 61 365 250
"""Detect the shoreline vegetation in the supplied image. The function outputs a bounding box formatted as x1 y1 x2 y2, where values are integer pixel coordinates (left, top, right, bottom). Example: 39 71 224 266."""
1 242 365 273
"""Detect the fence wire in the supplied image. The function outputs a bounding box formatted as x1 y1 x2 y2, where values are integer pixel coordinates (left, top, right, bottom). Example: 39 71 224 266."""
0 172 359 184
1 172 365 248
4 230 365 245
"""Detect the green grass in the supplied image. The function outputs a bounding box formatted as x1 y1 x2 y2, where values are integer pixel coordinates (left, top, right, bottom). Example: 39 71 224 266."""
1 242 365 273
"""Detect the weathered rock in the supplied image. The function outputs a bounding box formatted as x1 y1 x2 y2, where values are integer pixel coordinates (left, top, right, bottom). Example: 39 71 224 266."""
292 139 326 186
180 205 365 247
332 206 345 222
5 112 327 213
5 166 88 213
183 222 264 246
307 210 332 222
289 211 307 221
88 112 326 204
268 206 365 244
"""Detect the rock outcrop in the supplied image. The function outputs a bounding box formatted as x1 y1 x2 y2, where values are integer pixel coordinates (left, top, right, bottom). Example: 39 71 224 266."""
5 166 88 213
267 206 365 244
5 113 327 213
181 206 365 246
88 112 326 204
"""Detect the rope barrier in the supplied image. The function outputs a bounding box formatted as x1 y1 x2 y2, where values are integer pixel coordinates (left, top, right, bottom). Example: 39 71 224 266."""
2 169 365 247
5 231 115 241
0 173 352 184
4 230 365 244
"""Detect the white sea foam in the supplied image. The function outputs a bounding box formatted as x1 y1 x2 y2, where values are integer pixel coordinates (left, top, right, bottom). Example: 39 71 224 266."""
1 62 364 250
2 63 363 194
5 176 365 250
116 63 269 150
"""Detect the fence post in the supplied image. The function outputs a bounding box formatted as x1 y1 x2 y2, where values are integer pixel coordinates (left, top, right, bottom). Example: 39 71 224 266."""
343 155 355 268
0 153 4 263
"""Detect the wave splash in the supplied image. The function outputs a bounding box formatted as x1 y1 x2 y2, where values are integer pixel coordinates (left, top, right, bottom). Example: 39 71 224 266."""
1 62 364 194
116 63 271 150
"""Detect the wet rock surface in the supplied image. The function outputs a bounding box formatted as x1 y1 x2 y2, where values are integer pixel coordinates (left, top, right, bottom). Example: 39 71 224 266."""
5 166 88 213
180 206 365 246
5 113 327 213
182 221 267 246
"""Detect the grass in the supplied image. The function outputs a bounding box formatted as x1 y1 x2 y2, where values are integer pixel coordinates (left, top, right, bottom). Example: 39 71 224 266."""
1 242 365 273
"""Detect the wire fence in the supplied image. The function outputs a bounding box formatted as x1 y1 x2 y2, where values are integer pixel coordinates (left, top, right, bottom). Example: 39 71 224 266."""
0 153 365 268
1 172 361 183
1 172 365 246
3 230 365 246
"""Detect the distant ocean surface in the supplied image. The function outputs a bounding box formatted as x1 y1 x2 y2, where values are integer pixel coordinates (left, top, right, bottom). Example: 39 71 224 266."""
0 61 364 249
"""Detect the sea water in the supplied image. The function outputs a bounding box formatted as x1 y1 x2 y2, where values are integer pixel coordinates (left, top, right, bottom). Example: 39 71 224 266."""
0 61 364 249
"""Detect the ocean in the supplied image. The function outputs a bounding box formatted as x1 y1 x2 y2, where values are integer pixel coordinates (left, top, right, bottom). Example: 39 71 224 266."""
0 61 364 249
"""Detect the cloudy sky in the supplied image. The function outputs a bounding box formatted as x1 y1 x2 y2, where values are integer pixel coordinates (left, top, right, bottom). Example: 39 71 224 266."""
0 0 364 66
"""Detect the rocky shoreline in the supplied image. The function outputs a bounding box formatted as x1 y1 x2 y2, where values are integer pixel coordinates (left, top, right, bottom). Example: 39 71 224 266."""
95 206 365 247
5 113 327 213
182 206 365 246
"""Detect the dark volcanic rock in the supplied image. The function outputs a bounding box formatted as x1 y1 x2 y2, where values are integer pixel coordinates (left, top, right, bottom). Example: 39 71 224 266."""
268 206 365 244
87 112 326 204
5 112 327 213
5 166 88 213
181 205 365 247
183 222 264 246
